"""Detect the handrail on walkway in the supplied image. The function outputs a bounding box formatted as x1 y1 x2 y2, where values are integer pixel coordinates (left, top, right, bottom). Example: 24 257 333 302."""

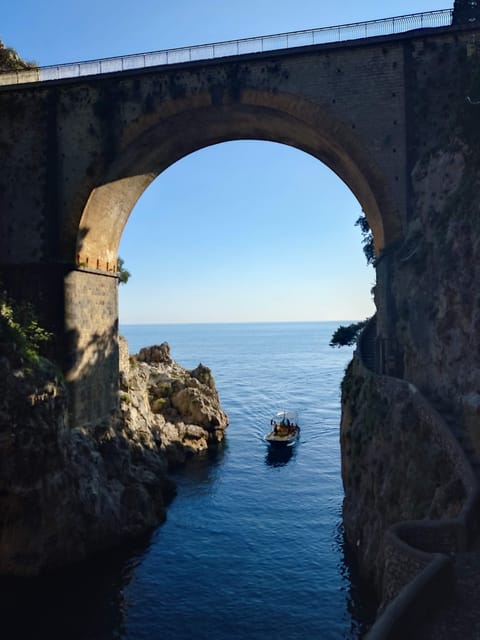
0 9 453 86
355 317 480 639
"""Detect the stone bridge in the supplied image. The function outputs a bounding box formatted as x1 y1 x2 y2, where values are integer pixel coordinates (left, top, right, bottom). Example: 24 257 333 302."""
0 5 477 425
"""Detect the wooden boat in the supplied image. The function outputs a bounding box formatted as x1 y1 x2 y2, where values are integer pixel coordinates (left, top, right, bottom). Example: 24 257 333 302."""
265 411 300 446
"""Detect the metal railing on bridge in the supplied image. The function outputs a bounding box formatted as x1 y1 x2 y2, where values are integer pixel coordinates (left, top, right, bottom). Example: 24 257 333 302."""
0 9 453 86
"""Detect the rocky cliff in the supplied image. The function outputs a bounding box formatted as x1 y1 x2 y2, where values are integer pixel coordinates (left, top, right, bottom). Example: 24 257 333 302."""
341 356 466 595
341 31 480 606
0 40 36 72
388 34 480 431
0 336 227 576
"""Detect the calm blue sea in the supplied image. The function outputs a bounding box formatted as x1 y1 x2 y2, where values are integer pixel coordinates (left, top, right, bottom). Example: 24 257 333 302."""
1 322 375 639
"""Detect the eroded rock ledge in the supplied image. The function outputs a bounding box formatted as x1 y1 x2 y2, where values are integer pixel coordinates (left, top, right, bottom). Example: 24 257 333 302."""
0 338 228 576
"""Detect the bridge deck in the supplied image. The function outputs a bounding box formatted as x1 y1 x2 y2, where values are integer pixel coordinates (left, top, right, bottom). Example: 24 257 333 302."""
0 9 452 86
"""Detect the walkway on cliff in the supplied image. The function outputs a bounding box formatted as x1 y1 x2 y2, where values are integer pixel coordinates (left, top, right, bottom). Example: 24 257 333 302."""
413 402 480 638
415 551 480 639
359 319 480 639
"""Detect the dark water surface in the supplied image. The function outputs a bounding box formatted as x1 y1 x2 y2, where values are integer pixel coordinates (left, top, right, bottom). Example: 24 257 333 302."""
1 322 375 639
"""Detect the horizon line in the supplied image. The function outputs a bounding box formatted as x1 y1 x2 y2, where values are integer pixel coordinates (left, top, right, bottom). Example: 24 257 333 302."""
120 318 368 326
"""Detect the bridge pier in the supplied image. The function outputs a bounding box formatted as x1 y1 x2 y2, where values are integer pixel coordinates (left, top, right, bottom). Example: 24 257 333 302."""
63 268 119 426
0 264 67 344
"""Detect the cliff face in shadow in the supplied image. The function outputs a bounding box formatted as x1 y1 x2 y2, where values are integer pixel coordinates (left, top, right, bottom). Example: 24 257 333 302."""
340 33 480 602
390 36 480 428
0 336 227 576
341 358 465 595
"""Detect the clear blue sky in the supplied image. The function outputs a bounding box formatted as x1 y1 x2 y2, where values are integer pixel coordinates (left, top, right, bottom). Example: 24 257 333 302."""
3 1 450 323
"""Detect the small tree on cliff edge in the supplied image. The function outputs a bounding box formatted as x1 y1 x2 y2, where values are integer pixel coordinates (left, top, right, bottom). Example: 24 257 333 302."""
329 212 374 348
355 212 375 266
117 257 131 285
329 320 367 348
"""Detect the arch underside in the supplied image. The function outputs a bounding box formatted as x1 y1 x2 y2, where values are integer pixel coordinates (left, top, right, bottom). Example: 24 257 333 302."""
76 90 401 268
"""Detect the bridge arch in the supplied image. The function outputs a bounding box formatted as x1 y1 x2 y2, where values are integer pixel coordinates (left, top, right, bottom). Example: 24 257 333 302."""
74 89 401 269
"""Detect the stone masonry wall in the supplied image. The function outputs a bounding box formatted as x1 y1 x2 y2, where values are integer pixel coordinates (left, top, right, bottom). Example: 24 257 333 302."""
0 31 419 426
0 31 413 270
2 26 480 428
64 268 119 426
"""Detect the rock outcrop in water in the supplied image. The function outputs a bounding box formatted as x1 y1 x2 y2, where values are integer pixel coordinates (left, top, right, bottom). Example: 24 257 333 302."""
120 338 228 468
0 337 227 576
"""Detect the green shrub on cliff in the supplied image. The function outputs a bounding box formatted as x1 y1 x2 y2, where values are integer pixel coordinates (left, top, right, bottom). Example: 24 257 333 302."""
355 213 375 266
329 321 367 348
330 212 374 348
0 289 51 362
117 256 131 285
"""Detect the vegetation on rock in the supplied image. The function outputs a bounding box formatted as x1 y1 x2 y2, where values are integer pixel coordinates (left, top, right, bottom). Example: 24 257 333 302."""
117 256 131 285
329 320 367 348
0 40 37 72
329 212 373 348
0 287 51 363
355 213 375 266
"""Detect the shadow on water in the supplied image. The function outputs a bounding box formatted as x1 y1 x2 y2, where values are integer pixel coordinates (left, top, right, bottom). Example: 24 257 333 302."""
0 538 152 640
173 442 226 483
264 444 296 467
0 449 379 640
0 448 229 640
334 519 379 637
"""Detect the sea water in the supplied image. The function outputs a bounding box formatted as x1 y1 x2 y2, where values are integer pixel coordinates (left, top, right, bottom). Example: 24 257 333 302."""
0 322 375 639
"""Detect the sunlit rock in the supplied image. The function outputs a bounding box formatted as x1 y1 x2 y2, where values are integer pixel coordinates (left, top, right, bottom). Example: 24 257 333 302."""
120 337 228 468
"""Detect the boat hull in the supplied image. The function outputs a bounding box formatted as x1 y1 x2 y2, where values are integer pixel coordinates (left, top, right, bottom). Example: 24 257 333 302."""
264 427 300 446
